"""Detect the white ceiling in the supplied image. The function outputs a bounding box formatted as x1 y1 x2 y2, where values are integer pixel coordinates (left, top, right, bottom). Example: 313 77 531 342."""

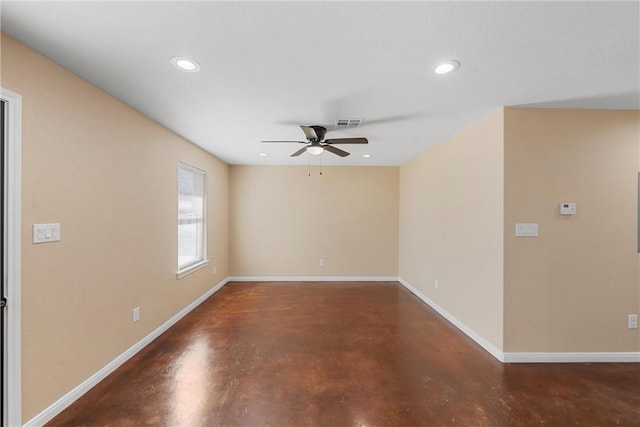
2 1 638 166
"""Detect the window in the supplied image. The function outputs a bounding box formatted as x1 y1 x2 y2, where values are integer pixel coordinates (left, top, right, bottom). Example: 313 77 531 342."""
177 162 206 276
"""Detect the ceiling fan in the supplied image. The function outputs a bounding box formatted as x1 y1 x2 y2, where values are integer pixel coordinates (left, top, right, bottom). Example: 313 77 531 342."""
261 125 368 157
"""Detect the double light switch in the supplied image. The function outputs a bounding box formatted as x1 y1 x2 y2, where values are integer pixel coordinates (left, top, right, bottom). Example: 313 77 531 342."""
515 223 539 237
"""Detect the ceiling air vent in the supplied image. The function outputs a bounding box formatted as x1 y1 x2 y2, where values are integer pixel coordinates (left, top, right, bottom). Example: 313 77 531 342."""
336 118 364 129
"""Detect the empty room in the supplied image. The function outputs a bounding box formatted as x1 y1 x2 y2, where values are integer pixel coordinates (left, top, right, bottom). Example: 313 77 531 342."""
1 1 639 426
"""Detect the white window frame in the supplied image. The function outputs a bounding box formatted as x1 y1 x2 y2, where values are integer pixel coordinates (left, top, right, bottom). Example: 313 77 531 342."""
176 162 208 278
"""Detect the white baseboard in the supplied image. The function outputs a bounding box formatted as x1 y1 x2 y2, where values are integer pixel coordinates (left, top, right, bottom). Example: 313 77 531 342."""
503 352 640 363
228 275 400 282
398 277 640 364
24 277 230 427
397 278 505 362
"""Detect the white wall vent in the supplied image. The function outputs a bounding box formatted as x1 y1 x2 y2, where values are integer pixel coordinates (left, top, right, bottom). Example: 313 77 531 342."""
336 118 364 129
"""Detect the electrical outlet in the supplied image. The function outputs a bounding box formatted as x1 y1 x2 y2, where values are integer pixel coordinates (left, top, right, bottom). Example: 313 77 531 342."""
319 259 325 267
213 265 217 275
434 279 439 289
629 314 638 329
133 307 140 323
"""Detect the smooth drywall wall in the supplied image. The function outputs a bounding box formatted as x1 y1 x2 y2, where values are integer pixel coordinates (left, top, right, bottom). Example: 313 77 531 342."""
229 166 399 277
504 108 639 352
399 109 504 351
1 34 229 422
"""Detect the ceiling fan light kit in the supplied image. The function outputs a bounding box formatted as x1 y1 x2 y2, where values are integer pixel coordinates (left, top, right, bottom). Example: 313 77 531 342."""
306 146 324 155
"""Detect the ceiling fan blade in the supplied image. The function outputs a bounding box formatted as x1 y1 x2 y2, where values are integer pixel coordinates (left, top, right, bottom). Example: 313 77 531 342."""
324 137 368 145
363 113 422 126
323 145 350 157
260 141 307 144
290 147 308 157
276 120 337 132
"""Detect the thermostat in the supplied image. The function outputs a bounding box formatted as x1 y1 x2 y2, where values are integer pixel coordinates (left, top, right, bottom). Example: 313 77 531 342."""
560 203 576 215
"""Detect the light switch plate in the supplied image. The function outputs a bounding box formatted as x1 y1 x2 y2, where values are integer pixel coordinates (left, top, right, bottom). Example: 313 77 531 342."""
33 223 61 243
515 223 539 237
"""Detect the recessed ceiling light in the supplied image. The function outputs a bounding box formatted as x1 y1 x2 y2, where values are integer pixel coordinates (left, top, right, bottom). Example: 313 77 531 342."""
171 56 201 73
434 60 460 75
363 154 372 158
259 153 268 157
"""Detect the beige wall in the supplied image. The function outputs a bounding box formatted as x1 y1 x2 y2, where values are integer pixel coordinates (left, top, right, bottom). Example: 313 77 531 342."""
229 166 399 277
1 34 229 422
503 108 640 352
399 107 639 354
399 109 505 351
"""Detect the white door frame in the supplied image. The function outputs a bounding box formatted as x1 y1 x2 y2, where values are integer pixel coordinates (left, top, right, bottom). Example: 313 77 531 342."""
1 87 22 427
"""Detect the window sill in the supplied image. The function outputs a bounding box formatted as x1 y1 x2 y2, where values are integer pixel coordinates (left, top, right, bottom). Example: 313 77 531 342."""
177 260 209 279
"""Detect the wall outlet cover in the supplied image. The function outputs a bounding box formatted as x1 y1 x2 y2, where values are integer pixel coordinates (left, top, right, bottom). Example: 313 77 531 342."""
629 314 638 329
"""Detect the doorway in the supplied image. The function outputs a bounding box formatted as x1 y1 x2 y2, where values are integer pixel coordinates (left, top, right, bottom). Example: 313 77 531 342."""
1 87 21 427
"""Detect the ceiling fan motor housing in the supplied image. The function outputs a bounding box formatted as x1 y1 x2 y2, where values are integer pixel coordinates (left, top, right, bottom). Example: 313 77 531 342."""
302 125 327 142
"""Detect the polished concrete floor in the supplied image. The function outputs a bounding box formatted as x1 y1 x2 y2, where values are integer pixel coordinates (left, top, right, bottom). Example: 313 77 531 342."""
47 282 640 426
